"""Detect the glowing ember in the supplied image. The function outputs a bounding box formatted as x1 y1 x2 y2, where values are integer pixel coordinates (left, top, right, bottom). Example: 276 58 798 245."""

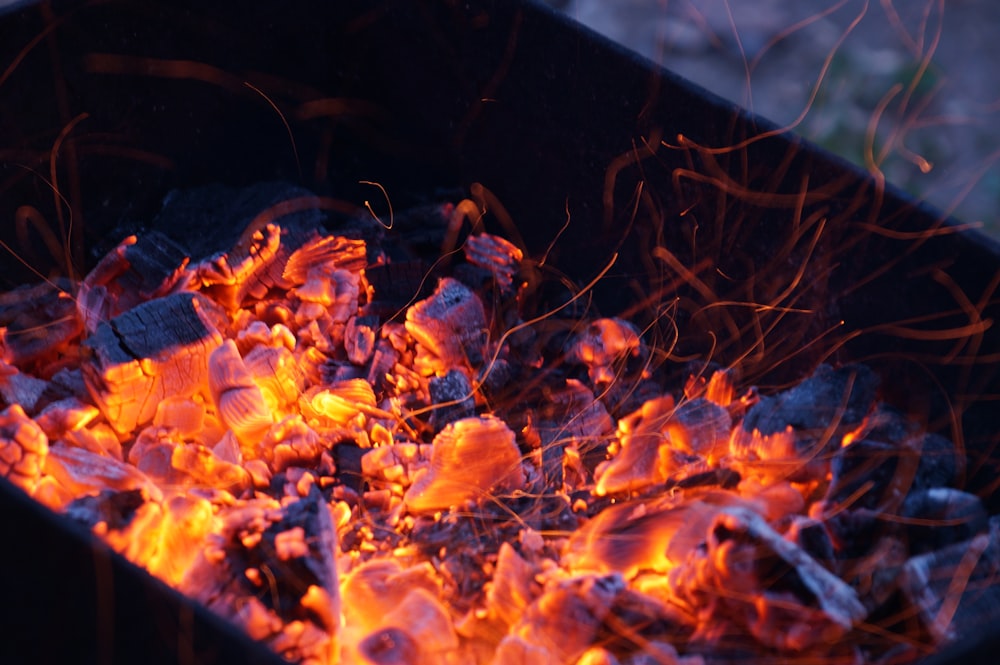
0 186 994 664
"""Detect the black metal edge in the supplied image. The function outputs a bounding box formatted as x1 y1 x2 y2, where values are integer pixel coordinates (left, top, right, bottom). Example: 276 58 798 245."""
530 0 1000 254
0 1 998 663
0 476 290 665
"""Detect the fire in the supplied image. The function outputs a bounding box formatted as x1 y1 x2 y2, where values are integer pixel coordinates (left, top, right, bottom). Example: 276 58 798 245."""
0 190 991 664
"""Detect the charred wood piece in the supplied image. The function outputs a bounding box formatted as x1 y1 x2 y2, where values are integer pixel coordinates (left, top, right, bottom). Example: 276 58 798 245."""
82 292 226 435
566 318 645 387
0 361 48 413
77 232 190 333
209 339 273 448
345 315 379 366
741 363 878 443
675 505 867 651
463 232 523 294
0 403 48 494
428 369 475 431
898 516 1000 644
181 490 340 663
901 488 989 554
404 415 525 514
0 281 82 369
404 277 487 371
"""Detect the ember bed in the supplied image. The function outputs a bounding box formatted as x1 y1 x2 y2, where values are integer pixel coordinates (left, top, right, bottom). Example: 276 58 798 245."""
1 1 999 664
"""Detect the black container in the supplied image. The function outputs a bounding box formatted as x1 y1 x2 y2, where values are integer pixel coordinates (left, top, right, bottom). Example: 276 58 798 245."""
1 1 998 663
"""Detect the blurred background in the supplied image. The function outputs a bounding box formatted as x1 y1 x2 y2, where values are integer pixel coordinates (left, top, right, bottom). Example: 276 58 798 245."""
2 0 995 235
548 0 1000 237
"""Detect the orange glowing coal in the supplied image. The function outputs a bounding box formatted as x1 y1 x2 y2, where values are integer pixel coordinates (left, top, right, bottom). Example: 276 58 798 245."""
0 192 992 664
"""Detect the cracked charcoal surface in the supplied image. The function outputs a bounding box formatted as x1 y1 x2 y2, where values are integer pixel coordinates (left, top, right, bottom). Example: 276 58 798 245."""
742 363 879 437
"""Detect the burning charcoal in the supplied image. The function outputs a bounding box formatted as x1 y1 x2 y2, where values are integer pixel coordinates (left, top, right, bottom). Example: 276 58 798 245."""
282 234 369 284
64 487 169 567
235 319 296 351
898 517 1000 644
901 488 988 554
263 415 328 473
82 292 226 435
193 223 283 310
727 426 798 475
209 339 274 448
664 468 741 493
741 362 878 445
7 189 989 665
44 443 162 508
61 423 122 461
735 477 806 522
340 562 463 662
173 442 251 492
367 339 400 394
576 647 621 665
484 543 537 629
0 403 48 494
673 506 867 651
151 396 218 440
404 277 487 370
300 379 377 430
292 265 362 326
428 369 474 430
495 574 625 664
593 588 694 663
128 426 250 493
355 627 420 665
463 232 524 294
786 516 837 570
145 493 216 585
666 397 731 461
283 235 367 332
243 344 304 412
564 499 721 578
596 395 713 497
181 490 340 663
594 395 671 496
66 489 215 587
0 361 48 413
346 315 379 366
378 587 459 656
33 397 100 441
404 415 525 513
684 366 737 408
566 318 644 386
77 231 190 333
292 268 363 352
340 559 441 635
333 440 366 493
200 216 340 314
0 280 83 368
65 487 147 532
